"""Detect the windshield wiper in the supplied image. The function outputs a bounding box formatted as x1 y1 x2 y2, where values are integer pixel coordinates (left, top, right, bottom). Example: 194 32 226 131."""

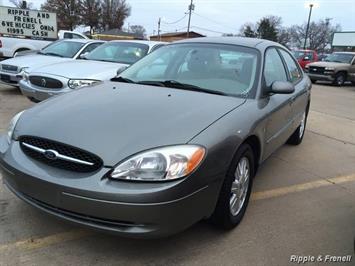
137 80 166 87
110 76 136 83
96 59 117 63
41 52 64 58
160 80 229 96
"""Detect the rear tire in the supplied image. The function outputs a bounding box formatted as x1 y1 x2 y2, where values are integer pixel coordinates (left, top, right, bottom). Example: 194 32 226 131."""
311 79 316 84
333 72 346 86
210 143 255 229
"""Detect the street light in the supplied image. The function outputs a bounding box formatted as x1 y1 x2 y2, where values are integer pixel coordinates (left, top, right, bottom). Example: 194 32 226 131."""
303 1 319 49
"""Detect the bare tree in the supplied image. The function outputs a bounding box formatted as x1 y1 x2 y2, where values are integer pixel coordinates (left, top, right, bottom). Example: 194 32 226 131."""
10 0 33 9
239 23 257 37
129 25 146 37
289 19 341 51
278 27 292 48
101 0 131 30
41 0 81 31
81 0 101 34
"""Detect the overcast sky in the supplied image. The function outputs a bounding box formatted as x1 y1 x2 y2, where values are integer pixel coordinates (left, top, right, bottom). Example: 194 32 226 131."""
2 0 355 36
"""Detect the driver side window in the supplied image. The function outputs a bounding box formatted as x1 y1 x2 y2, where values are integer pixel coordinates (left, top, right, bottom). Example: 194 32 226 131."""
264 48 288 87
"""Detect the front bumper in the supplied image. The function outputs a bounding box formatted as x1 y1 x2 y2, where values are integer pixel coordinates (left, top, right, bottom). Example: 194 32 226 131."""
0 70 22 86
306 73 335 81
0 138 221 238
19 80 71 102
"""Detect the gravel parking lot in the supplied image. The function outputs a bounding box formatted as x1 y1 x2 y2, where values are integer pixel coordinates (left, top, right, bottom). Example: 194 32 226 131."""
0 83 354 266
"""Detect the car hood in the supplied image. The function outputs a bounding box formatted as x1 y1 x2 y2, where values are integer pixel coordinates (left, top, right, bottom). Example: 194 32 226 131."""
307 61 349 68
15 82 246 166
31 60 128 80
0 54 72 71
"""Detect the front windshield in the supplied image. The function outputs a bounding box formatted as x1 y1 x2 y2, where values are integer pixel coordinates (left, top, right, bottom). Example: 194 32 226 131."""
40 41 85 58
86 42 149 64
324 53 354 63
119 43 259 97
292 51 311 59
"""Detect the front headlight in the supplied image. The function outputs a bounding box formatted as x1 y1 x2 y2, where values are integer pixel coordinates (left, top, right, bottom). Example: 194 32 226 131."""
111 145 206 181
68 79 101 89
325 67 335 71
6 111 24 144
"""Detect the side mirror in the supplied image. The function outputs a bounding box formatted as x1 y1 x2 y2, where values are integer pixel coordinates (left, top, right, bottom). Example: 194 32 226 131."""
269 81 295 94
303 56 310 61
116 66 128 76
79 52 89 59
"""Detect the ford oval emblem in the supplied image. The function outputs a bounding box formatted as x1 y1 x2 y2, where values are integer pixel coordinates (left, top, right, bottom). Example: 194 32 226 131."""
43 149 58 160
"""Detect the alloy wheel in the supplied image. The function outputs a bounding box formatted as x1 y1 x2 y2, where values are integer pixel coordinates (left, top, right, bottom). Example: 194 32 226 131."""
230 157 250 216
299 112 306 139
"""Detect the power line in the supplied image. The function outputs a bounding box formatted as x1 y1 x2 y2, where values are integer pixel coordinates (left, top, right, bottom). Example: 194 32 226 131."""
191 25 227 35
192 12 239 32
161 14 187 25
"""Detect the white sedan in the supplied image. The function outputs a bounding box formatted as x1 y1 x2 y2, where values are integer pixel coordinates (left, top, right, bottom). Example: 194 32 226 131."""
19 41 165 102
0 39 104 86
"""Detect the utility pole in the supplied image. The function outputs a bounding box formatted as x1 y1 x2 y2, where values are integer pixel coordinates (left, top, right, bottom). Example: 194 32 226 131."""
158 17 161 41
187 0 194 38
303 3 313 49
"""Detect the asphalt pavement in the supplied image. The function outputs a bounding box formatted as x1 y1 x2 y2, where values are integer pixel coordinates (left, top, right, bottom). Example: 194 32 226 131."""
0 82 354 266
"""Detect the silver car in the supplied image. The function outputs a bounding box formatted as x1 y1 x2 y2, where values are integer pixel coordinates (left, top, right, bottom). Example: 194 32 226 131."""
19 41 166 102
0 39 104 86
0 37 311 238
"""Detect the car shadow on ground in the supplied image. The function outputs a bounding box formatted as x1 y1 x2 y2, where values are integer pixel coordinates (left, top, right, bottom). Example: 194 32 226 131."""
0 85 21 95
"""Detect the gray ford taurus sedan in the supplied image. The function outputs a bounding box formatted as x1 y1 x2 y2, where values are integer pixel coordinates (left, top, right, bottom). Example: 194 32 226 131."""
0 37 311 238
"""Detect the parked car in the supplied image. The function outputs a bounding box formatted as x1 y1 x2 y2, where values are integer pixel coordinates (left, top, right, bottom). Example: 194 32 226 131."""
292 49 318 69
19 40 165 102
0 30 88 58
0 37 311 238
318 53 330 62
0 39 104 86
305 52 355 86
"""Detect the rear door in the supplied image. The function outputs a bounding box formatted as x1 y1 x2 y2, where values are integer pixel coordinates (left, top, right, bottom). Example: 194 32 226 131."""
278 48 310 132
263 47 293 158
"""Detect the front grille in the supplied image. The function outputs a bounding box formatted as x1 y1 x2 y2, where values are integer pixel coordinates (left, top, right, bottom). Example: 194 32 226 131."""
29 76 63 89
1 64 18 72
308 66 325 75
19 136 103 172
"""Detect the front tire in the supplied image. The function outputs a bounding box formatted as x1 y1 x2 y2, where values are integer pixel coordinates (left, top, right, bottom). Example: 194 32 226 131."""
210 143 255 229
333 72 346 86
287 111 307 145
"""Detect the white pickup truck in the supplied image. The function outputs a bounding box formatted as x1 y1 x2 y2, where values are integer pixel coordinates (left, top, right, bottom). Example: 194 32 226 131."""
0 30 88 58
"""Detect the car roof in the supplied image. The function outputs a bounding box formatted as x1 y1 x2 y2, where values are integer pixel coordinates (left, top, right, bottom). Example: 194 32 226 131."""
293 49 315 52
333 51 355 55
172 37 284 50
108 40 167 48
59 39 103 44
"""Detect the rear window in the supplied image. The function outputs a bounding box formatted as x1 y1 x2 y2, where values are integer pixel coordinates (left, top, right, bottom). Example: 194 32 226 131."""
86 42 149 64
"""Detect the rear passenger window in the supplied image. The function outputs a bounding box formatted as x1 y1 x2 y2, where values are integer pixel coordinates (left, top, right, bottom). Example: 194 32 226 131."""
279 49 302 83
264 48 288 87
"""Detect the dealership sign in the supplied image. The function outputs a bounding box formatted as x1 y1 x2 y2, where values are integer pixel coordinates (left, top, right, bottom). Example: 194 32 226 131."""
0 6 57 39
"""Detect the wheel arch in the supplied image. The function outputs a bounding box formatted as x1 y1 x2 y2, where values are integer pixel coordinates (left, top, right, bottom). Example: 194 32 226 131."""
243 135 261 173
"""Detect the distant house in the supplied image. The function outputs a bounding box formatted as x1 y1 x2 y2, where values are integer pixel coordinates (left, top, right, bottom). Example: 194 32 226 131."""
92 29 145 41
150 31 205 42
